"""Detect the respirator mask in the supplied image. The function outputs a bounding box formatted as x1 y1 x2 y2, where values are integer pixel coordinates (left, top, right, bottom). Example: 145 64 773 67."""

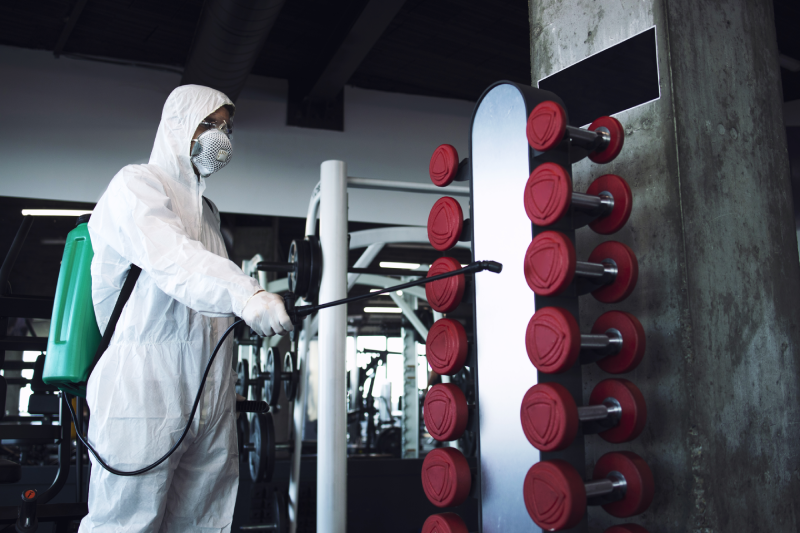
190 120 233 177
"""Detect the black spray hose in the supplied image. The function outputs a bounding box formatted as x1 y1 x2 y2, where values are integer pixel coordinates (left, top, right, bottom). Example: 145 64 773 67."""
66 318 250 476
66 259 502 476
283 260 503 323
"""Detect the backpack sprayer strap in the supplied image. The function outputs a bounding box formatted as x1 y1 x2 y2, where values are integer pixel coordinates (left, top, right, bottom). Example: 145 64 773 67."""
86 264 141 379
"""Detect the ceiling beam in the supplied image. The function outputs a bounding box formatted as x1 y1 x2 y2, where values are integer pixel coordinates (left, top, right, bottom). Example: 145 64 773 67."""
307 0 407 103
53 0 89 58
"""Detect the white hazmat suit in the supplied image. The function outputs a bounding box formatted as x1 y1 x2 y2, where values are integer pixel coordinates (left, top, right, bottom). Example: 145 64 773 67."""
82 85 268 532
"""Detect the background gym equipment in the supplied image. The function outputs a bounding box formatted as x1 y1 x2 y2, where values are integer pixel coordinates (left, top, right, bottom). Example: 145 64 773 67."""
525 307 646 374
524 230 638 302
523 452 654 531
237 348 299 407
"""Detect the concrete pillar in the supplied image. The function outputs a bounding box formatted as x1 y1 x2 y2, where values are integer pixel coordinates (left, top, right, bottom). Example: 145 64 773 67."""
529 1 800 530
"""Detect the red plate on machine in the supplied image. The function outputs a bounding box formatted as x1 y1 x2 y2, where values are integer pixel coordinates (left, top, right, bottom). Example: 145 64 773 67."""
524 231 576 296
526 100 568 152
422 513 468 533
588 116 625 164
520 382 579 452
426 257 466 313
428 197 464 251
430 144 460 187
524 162 572 227
586 174 633 234
523 459 586 531
525 306 580 374
587 241 639 303
421 447 471 508
424 383 469 442
592 311 646 374
590 378 647 444
593 451 654 517
426 318 468 375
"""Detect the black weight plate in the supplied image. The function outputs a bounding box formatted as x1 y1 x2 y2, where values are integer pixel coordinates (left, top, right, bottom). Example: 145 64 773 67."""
266 347 282 406
287 240 299 295
273 490 289 533
306 235 323 304
251 365 263 402
248 412 276 483
236 360 249 397
289 239 311 300
283 351 298 402
236 415 249 455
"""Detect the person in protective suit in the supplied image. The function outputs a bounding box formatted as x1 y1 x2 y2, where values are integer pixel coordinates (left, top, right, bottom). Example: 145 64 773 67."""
80 85 291 532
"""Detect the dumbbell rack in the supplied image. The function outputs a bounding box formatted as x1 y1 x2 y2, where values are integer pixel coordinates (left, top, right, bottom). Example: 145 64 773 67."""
421 81 652 533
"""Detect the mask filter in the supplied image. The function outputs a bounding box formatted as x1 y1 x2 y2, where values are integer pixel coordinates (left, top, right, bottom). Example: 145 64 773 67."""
190 128 233 177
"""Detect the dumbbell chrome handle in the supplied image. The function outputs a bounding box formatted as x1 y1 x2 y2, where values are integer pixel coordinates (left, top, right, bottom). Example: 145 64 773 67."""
572 190 614 217
575 259 618 286
585 471 627 506
241 524 279 531
580 329 623 359
567 124 611 152
577 398 622 434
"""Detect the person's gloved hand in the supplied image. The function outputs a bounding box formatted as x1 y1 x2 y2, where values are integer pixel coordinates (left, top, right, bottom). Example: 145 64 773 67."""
241 290 294 337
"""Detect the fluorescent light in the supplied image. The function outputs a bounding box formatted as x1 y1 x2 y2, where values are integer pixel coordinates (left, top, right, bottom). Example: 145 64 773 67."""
369 289 403 295
364 307 402 314
22 209 92 217
379 261 420 270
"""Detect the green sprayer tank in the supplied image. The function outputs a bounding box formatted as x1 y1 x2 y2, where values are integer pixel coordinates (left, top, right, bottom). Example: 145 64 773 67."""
43 214 100 397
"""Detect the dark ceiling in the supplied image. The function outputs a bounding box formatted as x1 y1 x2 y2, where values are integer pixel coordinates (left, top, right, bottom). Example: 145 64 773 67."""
1 1 797 101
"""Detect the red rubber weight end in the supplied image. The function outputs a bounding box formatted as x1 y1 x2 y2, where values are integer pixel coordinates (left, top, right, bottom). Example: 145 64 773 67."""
428 197 464 251
430 144 460 187
520 382 579 452
523 460 586 531
588 241 638 303
589 378 647 444
524 231 576 296
592 311 646 374
593 451 654 518
524 163 573 227
604 524 650 533
421 448 471 508
527 101 568 152
525 307 580 374
426 318 468 375
588 116 625 164
426 257 466 313
422 513 469 533
425 384 469 442
586 174 633 235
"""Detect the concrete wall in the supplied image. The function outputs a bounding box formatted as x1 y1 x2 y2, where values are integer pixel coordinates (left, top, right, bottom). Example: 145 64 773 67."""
0 45 473 225
530 0 800 531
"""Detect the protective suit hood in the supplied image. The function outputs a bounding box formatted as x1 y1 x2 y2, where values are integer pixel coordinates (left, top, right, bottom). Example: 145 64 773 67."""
149 85 235 183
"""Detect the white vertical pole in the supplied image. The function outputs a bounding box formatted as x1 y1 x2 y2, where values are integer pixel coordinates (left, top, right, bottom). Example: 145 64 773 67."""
317 160 348 533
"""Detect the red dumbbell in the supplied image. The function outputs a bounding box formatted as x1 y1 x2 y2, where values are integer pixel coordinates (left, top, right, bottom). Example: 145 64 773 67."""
424 384 470 442
430 144 470 187
524 162 632 234
524 231 638 303
523 452 654 531
526 307 645 374
421 447 473 508
426 318 469 375
526 100 625 164
428 197 471 251
520 379 647 452
426 257 466 313
422 513 650 533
